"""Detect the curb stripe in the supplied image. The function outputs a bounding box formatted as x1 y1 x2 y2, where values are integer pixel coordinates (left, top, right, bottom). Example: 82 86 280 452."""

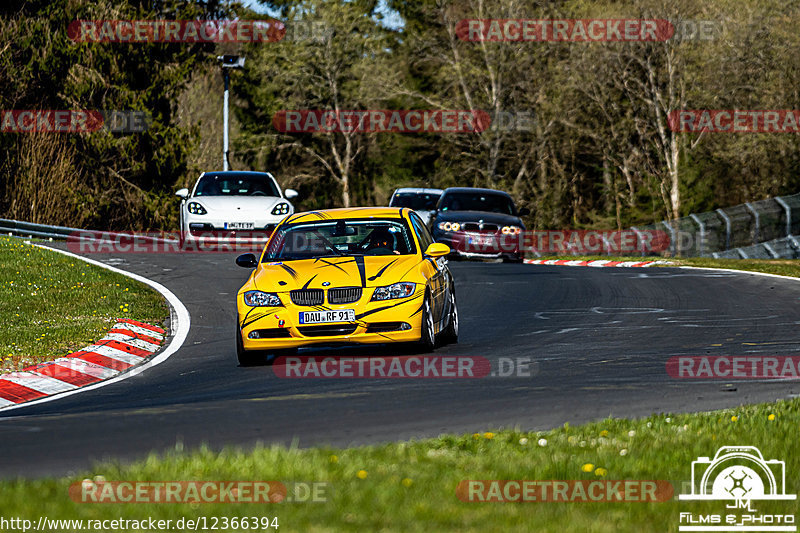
94 339 152 357
117 318 166 334
109 323 165 340
51 358 119 380
0 398 15 408
107 328 161 345
100 333 160 352
0 372 77 395
73 352 134 371
77 345 146 365
0 381 46 403
524 259 670 268
33 364 102 387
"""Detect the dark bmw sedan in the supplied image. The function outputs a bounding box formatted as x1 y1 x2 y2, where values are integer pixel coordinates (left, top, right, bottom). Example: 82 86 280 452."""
430 187 528 262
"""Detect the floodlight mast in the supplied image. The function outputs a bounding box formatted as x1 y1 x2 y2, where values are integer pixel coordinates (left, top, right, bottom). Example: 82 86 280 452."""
217 55 245 171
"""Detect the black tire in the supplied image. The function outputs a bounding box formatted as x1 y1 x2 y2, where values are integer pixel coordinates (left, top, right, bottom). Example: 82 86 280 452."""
441 288 459 344
236 326 265 366
418 292 436 352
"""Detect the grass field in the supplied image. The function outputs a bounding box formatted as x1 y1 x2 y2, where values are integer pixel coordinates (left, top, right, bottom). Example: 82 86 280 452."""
0 236 169 371
1 400 797 532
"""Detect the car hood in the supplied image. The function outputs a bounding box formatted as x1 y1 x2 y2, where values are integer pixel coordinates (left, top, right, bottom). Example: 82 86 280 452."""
189 195 288 216
252 255 422 292
435 210 523 226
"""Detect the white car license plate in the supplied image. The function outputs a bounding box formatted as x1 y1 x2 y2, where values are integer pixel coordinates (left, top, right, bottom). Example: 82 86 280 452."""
468 235 492 246
224 222 255 230
299 310 355 324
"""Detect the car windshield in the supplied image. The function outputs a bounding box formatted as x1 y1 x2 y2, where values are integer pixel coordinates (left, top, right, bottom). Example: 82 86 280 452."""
390 192 441 211
263 218 417 261
194 173 280 197
439 192 516 215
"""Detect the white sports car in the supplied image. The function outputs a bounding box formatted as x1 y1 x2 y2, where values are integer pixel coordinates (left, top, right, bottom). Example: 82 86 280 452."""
176 171 298 247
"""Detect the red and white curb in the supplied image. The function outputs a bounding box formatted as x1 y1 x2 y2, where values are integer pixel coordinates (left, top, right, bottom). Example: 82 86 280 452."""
0 319 166 409
0 242 190 413
524 259 672 267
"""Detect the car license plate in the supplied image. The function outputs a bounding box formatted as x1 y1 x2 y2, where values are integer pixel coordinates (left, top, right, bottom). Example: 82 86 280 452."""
299 309 356 324
468 235 492 246
224 222 255 230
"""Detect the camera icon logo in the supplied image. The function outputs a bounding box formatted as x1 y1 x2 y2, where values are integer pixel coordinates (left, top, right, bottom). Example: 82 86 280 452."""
679 446 796 501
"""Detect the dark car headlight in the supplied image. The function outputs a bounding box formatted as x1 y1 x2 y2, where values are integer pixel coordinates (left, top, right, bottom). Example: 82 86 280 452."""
371 282 416 301
243 291 282 307
437 222 461 232
271 203 290 216
501 225 522 235
187 202 207 215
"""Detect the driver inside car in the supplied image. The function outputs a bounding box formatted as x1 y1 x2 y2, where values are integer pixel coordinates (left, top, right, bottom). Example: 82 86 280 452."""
364 227 398 254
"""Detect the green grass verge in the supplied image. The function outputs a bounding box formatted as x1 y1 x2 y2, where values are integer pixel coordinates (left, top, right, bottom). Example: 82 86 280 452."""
1 402 797 532
0 236 169 371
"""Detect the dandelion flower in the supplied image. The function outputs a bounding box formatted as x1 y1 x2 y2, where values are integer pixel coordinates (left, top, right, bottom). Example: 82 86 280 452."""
581 463 594 473
356 470 368 479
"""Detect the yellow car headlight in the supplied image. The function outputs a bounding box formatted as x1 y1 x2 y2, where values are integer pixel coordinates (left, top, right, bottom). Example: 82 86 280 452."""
371 282 416 301
243 291 282 307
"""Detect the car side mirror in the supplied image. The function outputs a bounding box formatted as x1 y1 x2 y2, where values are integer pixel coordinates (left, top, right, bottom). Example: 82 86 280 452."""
424 243 450 258
518 207 530 216
284 188 299 200
236 253 258 268
175 188 189 200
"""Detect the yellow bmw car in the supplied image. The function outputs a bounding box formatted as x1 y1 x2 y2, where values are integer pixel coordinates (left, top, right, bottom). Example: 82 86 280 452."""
234 207 459 365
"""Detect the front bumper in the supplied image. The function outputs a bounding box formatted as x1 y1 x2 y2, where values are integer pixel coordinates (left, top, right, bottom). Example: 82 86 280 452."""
237 290 425 350
434 232 522 260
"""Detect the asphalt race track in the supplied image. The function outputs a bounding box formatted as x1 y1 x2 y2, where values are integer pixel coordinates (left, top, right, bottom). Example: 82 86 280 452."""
2 246 800 478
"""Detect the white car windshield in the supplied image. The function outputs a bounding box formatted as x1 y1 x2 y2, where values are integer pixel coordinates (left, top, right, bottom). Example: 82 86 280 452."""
194 173 280 197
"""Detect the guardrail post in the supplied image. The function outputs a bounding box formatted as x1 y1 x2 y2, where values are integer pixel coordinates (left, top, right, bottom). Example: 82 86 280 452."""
660 221 677 256
630 226 645 257
745 202 760 244
689 213 705 257
775 196 792 237
716 209 731 250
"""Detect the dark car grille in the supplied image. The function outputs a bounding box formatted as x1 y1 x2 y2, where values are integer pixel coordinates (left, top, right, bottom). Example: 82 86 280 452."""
290 289 324 306
298 324 358 337
328 287 362 304
462 222 499 232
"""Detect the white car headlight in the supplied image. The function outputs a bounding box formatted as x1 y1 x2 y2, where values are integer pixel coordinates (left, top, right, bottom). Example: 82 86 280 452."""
437 222 461 232
271 203 290 215
371 282 416 301
243 291 282 307
188 202 207 215
501 225 521 235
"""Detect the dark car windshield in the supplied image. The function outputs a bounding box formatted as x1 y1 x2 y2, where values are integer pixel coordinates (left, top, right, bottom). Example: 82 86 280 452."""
439 191 516 215
194 173 280 197
263 218 417 261
390 192 441 211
